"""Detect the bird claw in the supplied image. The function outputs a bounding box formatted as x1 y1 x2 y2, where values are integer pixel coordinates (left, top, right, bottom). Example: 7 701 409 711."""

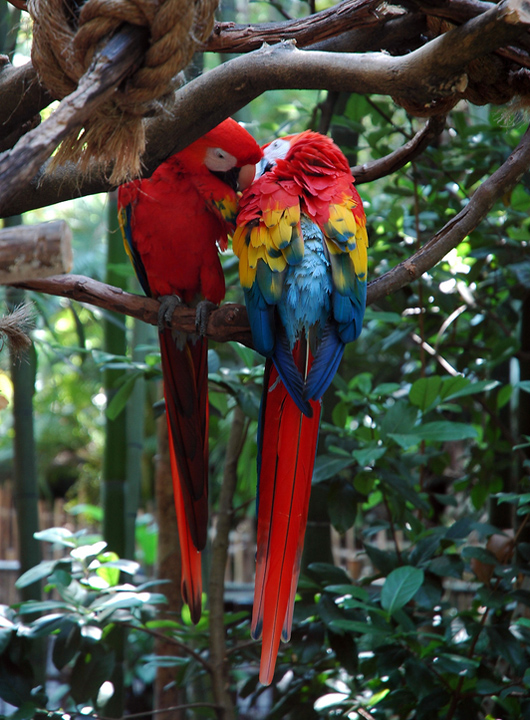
195 300 217 336
158 294 183 331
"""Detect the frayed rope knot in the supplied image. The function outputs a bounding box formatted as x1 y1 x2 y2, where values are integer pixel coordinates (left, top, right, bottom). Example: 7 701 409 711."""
27 0 219 184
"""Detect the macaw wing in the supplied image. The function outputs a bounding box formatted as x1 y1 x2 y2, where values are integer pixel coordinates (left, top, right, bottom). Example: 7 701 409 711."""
304 187 368 401
117 188 151 297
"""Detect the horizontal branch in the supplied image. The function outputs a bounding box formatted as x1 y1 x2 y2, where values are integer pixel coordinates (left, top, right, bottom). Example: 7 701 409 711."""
204 0 384 52
12 275 255 346
351 115 447 183
14 122 530 344
3 0 530 217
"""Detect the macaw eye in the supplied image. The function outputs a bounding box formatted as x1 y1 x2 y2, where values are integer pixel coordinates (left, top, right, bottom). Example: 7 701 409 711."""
263 137 290 164
205 146 237 173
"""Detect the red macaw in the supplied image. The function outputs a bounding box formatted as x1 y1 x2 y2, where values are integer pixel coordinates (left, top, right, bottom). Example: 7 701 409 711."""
118 119 262 622
233 130 368 684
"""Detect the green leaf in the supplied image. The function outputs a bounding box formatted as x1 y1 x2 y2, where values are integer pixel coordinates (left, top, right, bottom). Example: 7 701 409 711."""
409 376 442 412
496 383 512 409
106 370 143 420
380 400 418 441
70 646 116 704
381 566 424 614
312 455 353 484
414 421 478 442
442 379 499 401
94 551 121 587
352 445 386 466
15 560 59 589
34 527 77 547
327 482 358 534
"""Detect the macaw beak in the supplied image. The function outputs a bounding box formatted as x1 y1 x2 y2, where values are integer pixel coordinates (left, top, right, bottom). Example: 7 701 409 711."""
238 163 256 191
254 157 273 181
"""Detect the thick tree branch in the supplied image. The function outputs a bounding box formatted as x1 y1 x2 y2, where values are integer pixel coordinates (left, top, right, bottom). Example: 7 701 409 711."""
0 25 148 214
2 0 530 217
204 0 385 53
12 274 254 345
351 115 447 183
13 124 530 343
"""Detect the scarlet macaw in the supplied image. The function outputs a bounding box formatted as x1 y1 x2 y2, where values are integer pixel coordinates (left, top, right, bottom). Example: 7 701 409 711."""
118 119 262 622
233 130 368 684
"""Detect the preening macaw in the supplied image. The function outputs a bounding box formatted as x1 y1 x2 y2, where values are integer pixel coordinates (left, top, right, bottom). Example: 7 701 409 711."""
118 119 262 623
233 130 368 685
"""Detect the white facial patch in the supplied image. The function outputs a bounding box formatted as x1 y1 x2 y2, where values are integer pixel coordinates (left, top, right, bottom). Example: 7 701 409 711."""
264 138 291 164
204 146 238 172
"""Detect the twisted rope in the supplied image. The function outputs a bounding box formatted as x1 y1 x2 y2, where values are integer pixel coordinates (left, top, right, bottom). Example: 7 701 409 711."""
27 0 219 183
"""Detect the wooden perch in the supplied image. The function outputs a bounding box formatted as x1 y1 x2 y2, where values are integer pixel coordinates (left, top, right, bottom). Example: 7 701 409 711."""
0 220 72 283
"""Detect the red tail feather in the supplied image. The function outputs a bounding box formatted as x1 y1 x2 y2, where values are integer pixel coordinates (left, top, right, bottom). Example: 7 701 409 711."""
252 358 321 685
159 330 209 550
159 329 209 622
168 437 203 624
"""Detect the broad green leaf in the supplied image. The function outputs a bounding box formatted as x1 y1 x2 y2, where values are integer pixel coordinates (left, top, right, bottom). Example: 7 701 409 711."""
329 618 389 636
409 376 442 412
325 585 370 602
327 482 358 534
34 527 76 547
70 646 116 704
106 370 144 420
380 400 418 441
15 560 59 589
414 421 478 442
442 379 499 401
352 445 386 466
71 541 107 560
312 455 353 484
496 384 512 409
381 566 424 614
94 551 121 587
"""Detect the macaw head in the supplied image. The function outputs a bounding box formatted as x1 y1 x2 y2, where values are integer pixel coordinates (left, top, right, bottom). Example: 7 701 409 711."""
179 118 262 192
256 130 352 180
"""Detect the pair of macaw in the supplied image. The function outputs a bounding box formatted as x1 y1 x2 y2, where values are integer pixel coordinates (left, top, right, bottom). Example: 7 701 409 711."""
117 119 368 686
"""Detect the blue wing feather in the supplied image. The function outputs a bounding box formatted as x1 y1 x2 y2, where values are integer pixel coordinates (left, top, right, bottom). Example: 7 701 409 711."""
304 322 344 401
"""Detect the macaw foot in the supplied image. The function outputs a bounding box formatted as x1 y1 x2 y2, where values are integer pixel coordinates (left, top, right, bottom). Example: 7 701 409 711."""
195 300 217 336
157 294 183 332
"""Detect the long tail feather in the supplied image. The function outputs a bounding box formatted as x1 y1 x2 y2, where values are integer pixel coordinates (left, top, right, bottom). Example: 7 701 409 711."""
252 356 321 685
159 329 209 624
159 329 209 550
168 436 202 624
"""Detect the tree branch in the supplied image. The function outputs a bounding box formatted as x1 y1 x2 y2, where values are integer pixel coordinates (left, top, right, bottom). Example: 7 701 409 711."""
204 0 386 53
351 115 447 183
3 0 530 217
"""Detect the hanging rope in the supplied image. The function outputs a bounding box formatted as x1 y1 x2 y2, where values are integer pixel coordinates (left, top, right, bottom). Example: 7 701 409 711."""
27 0 219 183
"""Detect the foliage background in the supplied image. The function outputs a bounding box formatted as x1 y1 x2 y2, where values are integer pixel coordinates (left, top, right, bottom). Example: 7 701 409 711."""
1 1 530 719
